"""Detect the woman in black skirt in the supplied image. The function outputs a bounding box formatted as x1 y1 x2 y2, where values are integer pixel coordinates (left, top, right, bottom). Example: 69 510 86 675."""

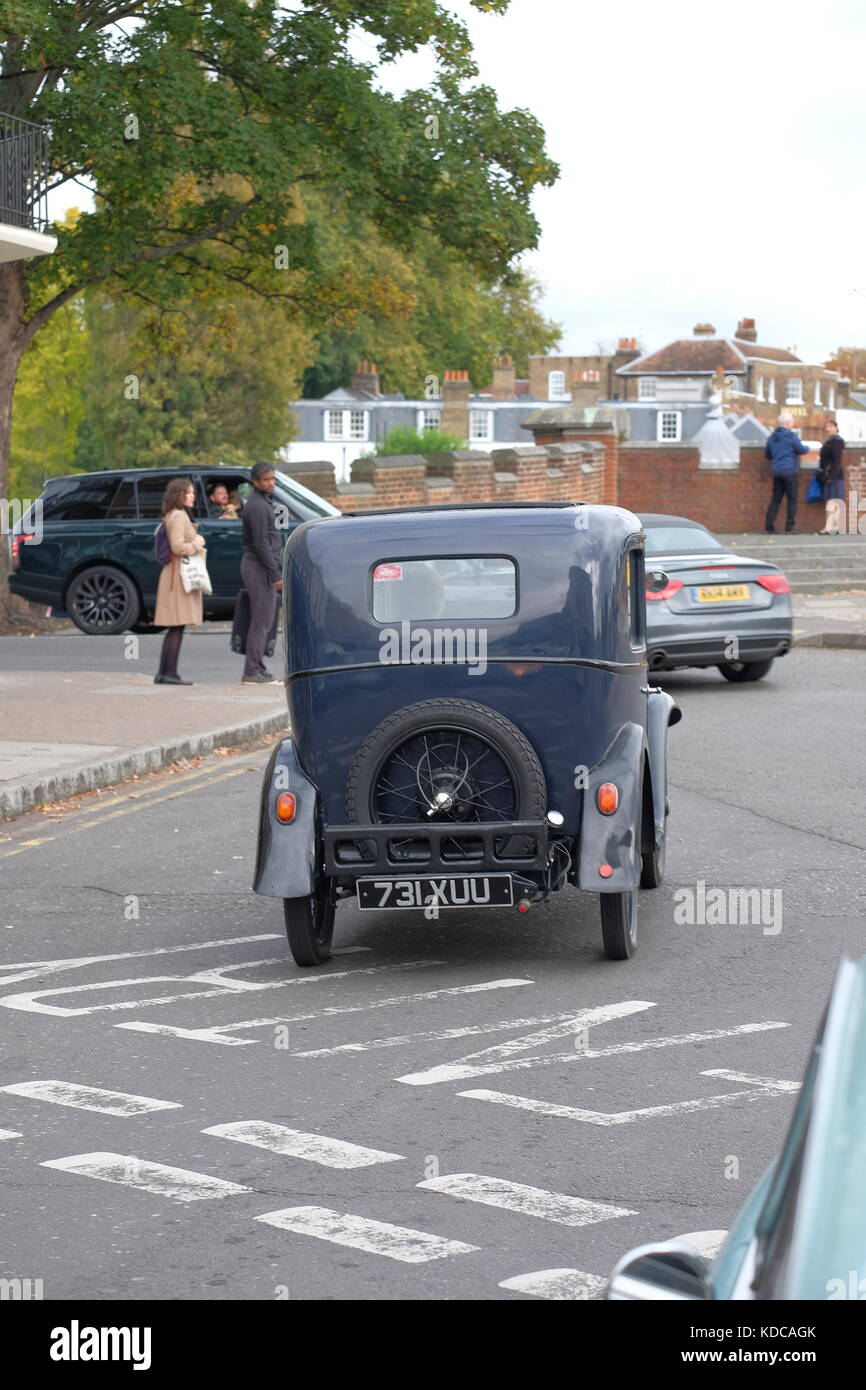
817 419 845 534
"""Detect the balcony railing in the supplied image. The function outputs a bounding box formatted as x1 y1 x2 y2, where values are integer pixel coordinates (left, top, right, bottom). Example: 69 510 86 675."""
0 112 51 232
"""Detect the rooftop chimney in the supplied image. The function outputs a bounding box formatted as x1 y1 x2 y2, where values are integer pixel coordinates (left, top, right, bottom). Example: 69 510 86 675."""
614 337 640 362
441 369 471 440
735 317 757 343
492 355 516 400
351 359 380 395
693 323 716 337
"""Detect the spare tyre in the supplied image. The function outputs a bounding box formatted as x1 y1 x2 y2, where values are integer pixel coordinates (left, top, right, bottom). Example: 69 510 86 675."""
346 698 547 865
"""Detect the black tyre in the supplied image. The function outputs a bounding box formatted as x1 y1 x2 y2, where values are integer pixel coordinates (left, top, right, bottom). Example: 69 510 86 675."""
67 566 140 635
346 699 546 864
717 658 774 683
283 873 336 967
600 890 638 960
640 833 665 889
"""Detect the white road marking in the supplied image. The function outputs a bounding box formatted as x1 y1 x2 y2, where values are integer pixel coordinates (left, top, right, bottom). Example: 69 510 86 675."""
116 976 529 1046
701 1069 801 1092
418 1174 636 1227
1 1081 182 1116
40 1152 250 1201
499 1269 608 1300
398 1019 788 1085
0 1129 22 1140
460 1071 799 1124
255 1206 479 1263
0 936 281 989
202 1122 403 1169
397 1000 655 1085
2 958 444 1018
294 1009 589 1058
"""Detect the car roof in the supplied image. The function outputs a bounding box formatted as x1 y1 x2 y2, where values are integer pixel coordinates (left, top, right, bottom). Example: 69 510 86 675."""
46 464 249 483
639 513 714 531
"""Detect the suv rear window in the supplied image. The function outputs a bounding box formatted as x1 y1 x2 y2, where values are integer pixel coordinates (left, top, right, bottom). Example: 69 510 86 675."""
40 476 123 521
371 557 516 621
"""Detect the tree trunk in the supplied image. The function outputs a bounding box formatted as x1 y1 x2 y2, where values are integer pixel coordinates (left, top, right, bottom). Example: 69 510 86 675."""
0 261 30 616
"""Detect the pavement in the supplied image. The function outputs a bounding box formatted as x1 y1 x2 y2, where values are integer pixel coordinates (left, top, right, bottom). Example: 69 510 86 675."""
0 625 286 820
0 646 863 1300
1 587 865 822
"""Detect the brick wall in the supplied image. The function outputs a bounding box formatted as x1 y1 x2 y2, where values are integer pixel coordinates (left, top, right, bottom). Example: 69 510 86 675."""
616 442 866 531
284 441 866 532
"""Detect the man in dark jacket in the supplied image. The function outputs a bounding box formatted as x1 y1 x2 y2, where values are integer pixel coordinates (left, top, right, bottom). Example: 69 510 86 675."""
240 462 283 683
764 411 809 533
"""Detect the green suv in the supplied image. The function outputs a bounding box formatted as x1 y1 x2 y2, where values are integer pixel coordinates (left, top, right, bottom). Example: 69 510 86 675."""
8 464 339 635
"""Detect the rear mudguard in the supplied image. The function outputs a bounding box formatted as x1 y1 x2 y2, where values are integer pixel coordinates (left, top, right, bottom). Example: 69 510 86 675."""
645 688 681 847
253 737 318 899
577 722 644 892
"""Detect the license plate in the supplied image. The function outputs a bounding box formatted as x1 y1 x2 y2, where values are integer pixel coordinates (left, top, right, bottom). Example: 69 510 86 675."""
691 584 750 603
356 874 513 911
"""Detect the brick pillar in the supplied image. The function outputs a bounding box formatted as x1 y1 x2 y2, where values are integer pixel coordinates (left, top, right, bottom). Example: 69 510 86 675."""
492 356 516 400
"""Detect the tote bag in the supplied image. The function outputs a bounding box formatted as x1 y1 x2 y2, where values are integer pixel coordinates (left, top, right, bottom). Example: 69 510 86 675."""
180 551 212 595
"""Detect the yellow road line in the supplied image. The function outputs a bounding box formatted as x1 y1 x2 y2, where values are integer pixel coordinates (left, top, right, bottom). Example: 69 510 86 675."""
0 765 256 860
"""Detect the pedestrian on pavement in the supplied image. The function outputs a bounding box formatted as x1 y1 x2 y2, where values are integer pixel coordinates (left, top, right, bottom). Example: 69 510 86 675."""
764 411 809 534
240 461 283 684
816 418 846 534
153 477 206 686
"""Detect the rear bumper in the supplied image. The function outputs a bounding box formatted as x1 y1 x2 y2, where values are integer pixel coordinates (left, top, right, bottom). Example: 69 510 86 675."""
647 631 792 670
323 821 549 877
8 572 63 606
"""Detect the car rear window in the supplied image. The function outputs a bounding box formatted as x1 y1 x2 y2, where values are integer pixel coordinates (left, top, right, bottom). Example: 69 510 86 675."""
371 557 516 621
39 476 124 521
644 526 724 554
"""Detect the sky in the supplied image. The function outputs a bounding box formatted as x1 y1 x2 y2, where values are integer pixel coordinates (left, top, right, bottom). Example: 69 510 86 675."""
49 0 866 365
364 0 866 364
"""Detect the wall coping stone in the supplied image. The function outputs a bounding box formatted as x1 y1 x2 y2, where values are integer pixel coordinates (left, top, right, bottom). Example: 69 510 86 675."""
282 457 335 474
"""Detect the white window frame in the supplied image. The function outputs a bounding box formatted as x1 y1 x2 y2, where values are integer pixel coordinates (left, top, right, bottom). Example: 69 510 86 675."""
756 375 764 401
638 376 657 401
548 369 567 400
814 380 822 406
416 407 442 433
829 386 836 410
786 377 803 405
767 378 776 403
324 408 368 442
656 410 682 442
469 408 494 442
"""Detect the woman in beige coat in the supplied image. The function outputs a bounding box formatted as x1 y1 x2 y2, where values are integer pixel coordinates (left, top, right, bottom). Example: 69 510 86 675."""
154 478 206 685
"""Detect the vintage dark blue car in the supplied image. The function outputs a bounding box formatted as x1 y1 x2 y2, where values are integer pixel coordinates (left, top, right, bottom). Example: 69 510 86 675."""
254 501 681 966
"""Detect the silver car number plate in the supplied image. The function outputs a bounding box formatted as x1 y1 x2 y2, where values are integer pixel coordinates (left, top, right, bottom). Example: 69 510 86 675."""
356 874 513 910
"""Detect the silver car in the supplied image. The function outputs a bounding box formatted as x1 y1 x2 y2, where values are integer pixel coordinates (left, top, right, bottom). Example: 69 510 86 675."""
642 514 793 682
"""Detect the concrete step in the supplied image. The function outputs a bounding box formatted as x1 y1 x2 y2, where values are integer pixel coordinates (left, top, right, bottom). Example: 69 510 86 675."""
788 579 866 594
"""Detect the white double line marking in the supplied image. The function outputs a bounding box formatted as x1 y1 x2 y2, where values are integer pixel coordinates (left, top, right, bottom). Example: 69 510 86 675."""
255 1207 478 1264
203 1122 403 1169
40 1153 250 1202
2 1080 182 1117
118 977 530 1046
418 1174 635 1227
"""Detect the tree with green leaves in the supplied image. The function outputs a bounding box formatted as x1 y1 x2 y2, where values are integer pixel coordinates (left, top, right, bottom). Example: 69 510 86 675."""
0 0 557 603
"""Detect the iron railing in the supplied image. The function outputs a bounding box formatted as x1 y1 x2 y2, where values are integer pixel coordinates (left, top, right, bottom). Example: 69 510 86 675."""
0 112 51 232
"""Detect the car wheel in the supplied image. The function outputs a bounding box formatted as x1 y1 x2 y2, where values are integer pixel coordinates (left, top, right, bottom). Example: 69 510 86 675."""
717 658 774 683
346 698 547 864
600 890 638 960
640 832 665 888
67 566 140 635
283 873 335 967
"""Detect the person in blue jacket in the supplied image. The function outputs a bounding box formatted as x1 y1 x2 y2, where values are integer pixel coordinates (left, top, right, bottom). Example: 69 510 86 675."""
764 411 809 533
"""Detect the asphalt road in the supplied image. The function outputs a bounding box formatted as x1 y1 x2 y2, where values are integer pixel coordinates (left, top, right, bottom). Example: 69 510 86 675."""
1 647 864 1301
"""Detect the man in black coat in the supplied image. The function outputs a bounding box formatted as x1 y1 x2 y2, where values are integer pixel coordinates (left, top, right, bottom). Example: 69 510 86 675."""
240 462 283 683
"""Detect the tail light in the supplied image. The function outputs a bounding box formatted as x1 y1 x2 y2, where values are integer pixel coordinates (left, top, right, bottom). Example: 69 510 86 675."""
275 793 297 823
756 573 790 594
596 782 619 815
645 578 684 602
10 533 35 568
